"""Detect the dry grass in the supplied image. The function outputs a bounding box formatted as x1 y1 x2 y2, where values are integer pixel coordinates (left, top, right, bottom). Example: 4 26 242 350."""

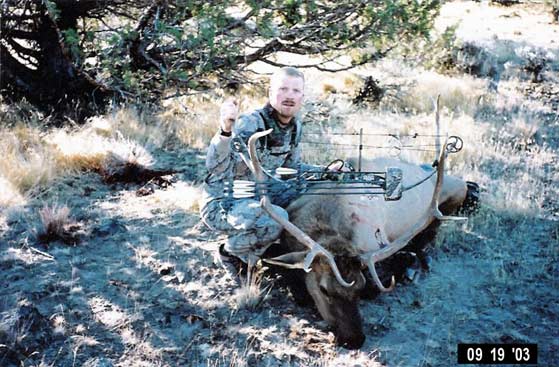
394 71 489 115
0 126 60 198
159 95 221 150
0 102 212 208
0 176 26 208
150 181 203 213
36 203 76 244
232 265 268 311
346 61 492 115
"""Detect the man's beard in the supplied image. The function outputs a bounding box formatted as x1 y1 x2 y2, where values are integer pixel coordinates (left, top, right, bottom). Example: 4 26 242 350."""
278 102 296 118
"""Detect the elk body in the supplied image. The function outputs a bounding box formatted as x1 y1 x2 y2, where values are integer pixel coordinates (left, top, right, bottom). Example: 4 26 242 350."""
269 158 468 349
242 105 474 349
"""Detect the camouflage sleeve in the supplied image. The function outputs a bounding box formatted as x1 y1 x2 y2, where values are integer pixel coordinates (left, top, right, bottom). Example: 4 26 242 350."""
205 112 262 179
205 132 234 177
233 112 261 142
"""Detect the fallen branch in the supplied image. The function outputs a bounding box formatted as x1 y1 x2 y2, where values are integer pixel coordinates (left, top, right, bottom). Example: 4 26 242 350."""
26 244 56 260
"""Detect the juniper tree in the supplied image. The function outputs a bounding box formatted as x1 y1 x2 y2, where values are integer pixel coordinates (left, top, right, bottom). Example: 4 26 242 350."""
1 0 439 118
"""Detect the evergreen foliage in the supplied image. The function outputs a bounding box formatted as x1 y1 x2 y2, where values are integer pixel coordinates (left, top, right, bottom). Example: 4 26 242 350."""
1 0 440 117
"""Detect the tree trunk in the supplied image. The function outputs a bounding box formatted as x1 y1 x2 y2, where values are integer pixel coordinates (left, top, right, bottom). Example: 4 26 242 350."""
0 2 113 121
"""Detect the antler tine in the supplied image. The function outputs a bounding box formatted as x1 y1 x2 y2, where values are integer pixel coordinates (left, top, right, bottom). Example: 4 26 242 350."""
431 136 449 219
432 95 467 221
367 257 395 292
435 95 441 159
247 129 273 186
246 129 355 288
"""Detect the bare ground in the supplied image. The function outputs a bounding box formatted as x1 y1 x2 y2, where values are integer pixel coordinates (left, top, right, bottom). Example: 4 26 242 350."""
1 143 557 367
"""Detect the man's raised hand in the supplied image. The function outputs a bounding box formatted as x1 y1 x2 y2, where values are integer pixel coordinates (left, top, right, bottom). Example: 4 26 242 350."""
220 98 239 133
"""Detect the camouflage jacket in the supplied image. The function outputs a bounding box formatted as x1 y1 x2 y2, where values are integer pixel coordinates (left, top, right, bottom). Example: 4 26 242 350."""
202 104 319 207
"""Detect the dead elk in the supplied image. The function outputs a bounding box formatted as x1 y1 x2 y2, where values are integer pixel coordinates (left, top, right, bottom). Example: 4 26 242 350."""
244 122 475 349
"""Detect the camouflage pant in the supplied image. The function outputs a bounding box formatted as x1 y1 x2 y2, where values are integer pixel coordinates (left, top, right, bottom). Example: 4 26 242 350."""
200 199 289 263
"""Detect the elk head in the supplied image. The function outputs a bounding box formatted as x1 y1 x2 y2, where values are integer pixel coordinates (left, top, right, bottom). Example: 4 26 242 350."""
303 254 367 349
265 248 367 348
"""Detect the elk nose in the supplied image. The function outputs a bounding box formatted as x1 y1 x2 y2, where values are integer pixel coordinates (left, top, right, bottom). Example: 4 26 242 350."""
337 331 366 350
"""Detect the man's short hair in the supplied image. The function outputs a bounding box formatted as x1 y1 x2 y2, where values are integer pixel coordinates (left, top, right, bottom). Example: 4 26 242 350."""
270 67 305 88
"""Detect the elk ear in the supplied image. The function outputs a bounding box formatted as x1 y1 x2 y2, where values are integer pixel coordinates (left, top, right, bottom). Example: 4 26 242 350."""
263 251 308 269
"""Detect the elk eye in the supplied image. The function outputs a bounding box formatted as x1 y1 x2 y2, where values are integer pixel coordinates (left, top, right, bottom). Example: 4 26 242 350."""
319 285 330 296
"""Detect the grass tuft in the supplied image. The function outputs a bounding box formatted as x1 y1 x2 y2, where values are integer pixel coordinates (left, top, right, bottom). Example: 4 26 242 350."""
36 203 77 245
100 138 155 183
232 266 268 311
0 176 27 208
0 126 60 196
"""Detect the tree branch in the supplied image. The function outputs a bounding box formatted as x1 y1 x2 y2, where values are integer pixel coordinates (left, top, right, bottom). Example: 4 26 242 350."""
2 37 41 65
1 28 39 40
129 0 166 72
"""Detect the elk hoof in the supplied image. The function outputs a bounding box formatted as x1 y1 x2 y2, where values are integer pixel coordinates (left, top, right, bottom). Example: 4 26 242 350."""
405 267 418 282
403 253 422 282
420 254 433 271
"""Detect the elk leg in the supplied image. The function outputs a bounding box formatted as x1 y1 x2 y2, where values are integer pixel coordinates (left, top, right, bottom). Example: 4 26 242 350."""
406 220 439 270
382 252 421 281
407 188 469 269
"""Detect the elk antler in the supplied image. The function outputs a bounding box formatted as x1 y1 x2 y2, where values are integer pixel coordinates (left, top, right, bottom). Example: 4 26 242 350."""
363 136 450 292
432 95 467 222
246 129 355 288
364 97 466 292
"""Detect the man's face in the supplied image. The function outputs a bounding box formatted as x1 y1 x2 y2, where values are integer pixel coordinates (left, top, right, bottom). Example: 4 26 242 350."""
269 75 304 125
